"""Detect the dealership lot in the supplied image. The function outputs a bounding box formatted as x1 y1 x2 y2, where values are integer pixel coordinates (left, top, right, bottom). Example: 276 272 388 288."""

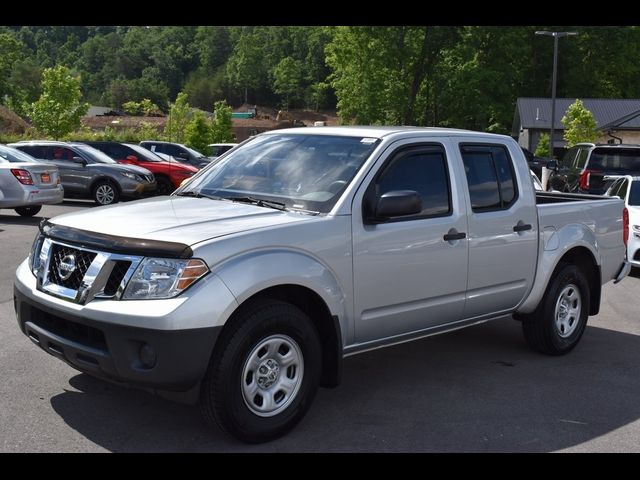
1 201 640 452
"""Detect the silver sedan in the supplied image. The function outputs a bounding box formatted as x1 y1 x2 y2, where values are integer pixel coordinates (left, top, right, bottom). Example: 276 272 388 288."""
0 145 64 217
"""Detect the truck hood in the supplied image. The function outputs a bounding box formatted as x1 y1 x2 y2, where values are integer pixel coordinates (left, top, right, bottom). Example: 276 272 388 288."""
48 196 315 246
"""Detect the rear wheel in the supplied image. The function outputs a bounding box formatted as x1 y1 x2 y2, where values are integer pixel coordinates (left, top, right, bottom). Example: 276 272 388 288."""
14 206 42 217
93 181 120 206
156 176 174 195
200 299 321 443
522 263 590 355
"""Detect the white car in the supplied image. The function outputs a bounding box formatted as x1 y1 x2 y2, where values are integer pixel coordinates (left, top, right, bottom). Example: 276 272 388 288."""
604 175 640 267
0 145 63 216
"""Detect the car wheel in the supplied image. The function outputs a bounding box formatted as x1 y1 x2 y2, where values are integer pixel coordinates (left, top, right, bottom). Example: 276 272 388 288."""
200 299 321 443
156 176 174 195
522 263 590 355
14 206 42 217
93 181 120 206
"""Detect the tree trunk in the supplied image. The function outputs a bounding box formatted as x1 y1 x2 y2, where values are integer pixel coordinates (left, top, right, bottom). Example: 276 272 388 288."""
404 26 431 125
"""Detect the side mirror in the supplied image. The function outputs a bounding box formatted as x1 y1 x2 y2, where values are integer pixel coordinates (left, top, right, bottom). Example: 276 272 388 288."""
546 159 558 171
126 155 138 162
72 156 86 165
375 190 422 220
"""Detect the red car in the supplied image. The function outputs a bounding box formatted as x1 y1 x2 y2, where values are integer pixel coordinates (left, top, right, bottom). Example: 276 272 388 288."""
83 141 198 195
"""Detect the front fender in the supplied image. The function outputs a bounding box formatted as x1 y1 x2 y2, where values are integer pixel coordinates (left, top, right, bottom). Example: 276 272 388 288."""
213 248 349 339
517 223 600 314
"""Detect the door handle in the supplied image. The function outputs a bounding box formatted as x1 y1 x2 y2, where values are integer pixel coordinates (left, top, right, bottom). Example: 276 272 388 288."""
513 223 532 232
443 231 466 241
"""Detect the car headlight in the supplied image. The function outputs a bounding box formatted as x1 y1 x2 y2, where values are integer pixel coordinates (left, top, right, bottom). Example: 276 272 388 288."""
28 234 45 276
121 171 137 180
122 258 209 300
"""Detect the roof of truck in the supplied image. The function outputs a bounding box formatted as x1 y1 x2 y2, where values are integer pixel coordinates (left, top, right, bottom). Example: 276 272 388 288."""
265 125 510 140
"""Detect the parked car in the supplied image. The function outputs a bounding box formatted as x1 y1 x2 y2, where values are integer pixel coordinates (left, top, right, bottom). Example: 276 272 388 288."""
14 127 629 443
82 141 198 195
552 143 640 194
604 175 640 268
0 144 63 216
9 141 157 206
208 143 238 158
140 141 213 169
521 146 553 178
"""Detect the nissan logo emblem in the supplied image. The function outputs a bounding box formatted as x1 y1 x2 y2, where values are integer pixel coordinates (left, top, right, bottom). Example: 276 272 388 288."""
57 254 77 280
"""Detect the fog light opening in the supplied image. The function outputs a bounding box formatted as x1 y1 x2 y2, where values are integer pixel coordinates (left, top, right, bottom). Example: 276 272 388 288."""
139 343 157 368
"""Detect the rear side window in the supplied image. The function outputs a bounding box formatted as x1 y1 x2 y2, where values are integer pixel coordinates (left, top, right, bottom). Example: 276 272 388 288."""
562 146 579 166
372 145 451 220
629 181 640 206
576 148 590 169
618 179 629 200
16 145 46 158
461 144 518 212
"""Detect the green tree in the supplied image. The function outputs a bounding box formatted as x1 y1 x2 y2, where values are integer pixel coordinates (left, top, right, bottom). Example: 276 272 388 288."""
210 100 234 143
561 99 598 147
164 91 191 143
0 33 25 104
535 133 551 157
184 110 212 153
29 65 89 139
273 56 303 109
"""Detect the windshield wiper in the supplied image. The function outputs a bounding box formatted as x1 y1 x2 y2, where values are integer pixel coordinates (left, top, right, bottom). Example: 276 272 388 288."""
223 196 287 211
174 191 220 200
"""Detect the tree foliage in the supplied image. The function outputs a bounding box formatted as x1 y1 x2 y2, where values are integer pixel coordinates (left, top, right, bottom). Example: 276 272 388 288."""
211 100 234 143
29 65 89 139
561 99 598 147
185 110 212 153
164 91 191 143
535 133 551 157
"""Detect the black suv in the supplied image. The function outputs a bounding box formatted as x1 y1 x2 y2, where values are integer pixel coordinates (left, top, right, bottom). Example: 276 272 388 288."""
551 143 640 194
139 141 213 169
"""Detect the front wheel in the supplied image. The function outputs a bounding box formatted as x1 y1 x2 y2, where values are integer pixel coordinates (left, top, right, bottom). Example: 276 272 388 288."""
156 176 174 196
14 206 42 217
522 263 590 355
93 181 120 206
200 299 321 443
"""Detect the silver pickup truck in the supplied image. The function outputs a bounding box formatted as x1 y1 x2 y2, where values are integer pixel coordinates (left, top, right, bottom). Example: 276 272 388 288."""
14 127 630 443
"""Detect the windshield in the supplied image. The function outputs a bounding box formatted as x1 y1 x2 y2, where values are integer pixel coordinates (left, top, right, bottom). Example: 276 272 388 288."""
590 148 640 172
74 144 117 164
0 145 39 163
126 143 164 162
180 133 380 213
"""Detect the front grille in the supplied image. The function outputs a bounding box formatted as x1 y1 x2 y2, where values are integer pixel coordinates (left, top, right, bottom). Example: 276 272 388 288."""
145 174 154 183
103 261 131 296
29 306 107 351
48 244 96 290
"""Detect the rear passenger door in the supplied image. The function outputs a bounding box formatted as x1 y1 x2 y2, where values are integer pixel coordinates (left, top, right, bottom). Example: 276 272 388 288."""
352 140 469 343
457 142 538 319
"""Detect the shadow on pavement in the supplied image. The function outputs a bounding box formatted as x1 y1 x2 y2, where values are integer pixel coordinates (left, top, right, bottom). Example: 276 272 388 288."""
50 319 640 452
0 213 48 226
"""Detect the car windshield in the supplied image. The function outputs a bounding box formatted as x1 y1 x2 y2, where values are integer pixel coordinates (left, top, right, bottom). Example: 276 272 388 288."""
0 145 39 163
183 144 207 158
180 133 380 213
74 144 117 164
629 181 640 206
126 144 164 162
590 148 640 172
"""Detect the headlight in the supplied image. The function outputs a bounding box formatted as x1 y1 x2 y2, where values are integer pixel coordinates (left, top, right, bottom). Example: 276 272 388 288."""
121 171 137 180
28 234 44 276
122 258 208 300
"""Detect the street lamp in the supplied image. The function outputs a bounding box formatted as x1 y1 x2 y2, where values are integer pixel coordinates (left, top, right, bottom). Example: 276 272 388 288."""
535 30 578 158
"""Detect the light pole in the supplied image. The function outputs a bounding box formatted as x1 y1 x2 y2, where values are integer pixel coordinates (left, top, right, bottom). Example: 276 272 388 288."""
535 30 578 158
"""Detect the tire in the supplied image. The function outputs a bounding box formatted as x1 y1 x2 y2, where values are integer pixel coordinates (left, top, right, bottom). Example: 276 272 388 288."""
14 205 42 217
522 263 590 355
93 181 120 206
200 299 322 443
156 176 174 196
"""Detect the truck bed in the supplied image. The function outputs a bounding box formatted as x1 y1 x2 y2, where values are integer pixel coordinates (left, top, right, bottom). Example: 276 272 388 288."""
535 191 619 204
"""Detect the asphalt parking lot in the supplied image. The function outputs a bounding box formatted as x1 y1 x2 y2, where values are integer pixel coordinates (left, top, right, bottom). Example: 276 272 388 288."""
1 200 640 452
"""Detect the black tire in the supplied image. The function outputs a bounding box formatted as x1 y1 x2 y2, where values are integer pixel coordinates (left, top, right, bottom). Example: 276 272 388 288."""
522 263 590 355
92 180 120 206
156 176 174 196
200 299 322 443
14 205 42 217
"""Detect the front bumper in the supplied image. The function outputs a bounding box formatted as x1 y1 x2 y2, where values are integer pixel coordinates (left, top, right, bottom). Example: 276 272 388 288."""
14 286 221 392
120 179 157 198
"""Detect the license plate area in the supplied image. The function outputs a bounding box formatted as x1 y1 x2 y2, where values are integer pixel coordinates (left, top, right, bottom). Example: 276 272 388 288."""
41 173 51 183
